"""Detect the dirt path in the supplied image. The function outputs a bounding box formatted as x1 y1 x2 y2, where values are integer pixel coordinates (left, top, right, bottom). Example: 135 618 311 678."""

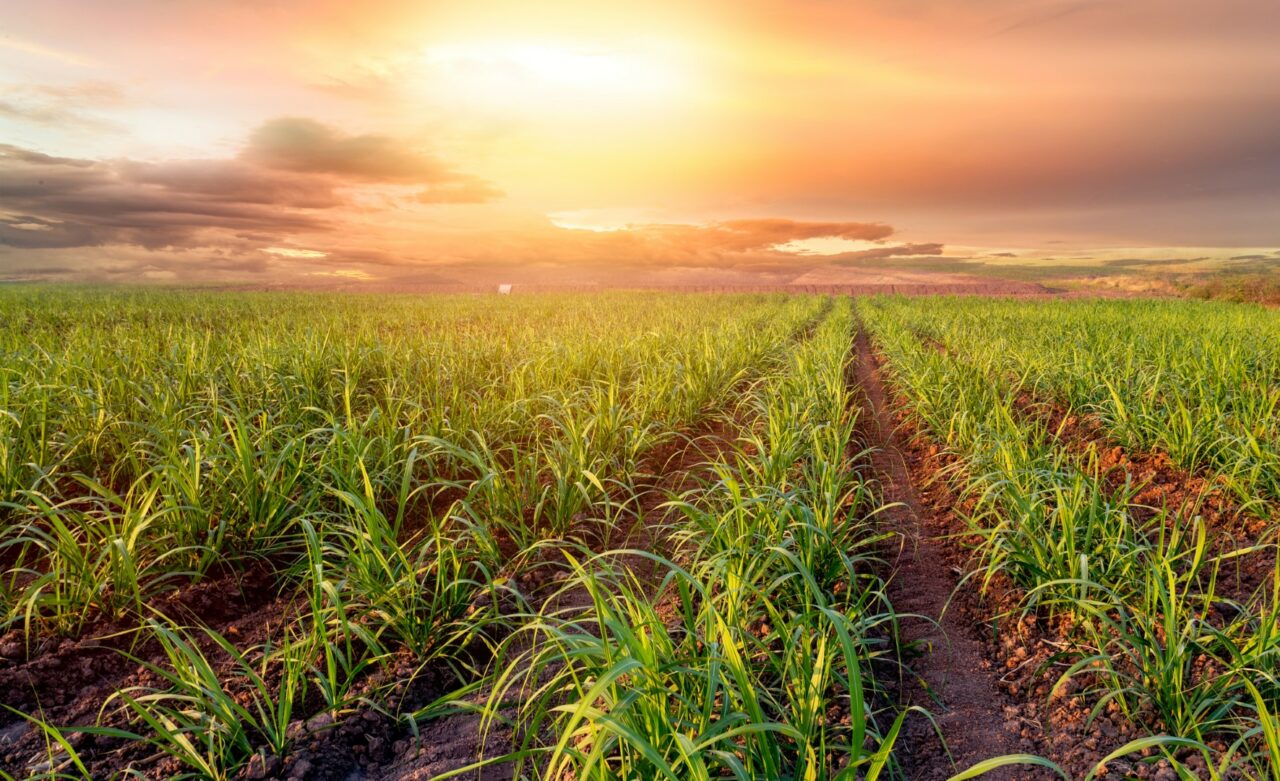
852 325 1030 780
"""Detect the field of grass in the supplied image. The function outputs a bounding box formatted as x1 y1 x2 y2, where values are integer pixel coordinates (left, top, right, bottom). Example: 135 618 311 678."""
864 296 1280 778
0 287 1277 779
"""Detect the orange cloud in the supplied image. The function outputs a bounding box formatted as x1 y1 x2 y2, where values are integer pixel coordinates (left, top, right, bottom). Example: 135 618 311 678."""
240 118 475 184
2 126 914 281
413 179 505 204
711 219 893 248
398 218 912 275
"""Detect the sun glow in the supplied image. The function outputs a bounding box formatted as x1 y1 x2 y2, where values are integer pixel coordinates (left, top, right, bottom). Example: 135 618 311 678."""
420 38 691 116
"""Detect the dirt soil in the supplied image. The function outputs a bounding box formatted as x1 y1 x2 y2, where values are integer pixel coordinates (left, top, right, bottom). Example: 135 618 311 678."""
853 326 1044 780
0 418 745 780
8 307 1244 780
865 332 1206 780
2 314 810 781
0 563 298 778
268 417 748 781
1011 392 1277 602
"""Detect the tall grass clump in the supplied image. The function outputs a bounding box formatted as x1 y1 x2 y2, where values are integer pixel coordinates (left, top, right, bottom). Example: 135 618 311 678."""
0 288 836 777
0 289 818 636
862 295 1280 772
458 299 912 779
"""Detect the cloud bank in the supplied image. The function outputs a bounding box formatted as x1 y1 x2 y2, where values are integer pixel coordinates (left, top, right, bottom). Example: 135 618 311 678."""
1 122 932 284
0 118 503 261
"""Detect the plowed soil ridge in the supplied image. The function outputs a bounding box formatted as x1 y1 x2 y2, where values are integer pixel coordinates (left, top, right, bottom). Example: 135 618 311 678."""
853 325 1033 781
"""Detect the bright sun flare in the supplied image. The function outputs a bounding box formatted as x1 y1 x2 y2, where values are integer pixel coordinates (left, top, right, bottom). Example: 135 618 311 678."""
421 39 689 115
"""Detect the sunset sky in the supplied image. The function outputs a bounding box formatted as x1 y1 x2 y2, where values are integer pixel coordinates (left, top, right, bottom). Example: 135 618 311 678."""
2 0 1279 286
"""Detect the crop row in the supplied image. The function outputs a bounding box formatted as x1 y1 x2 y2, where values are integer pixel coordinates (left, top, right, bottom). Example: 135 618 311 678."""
0 289 819 637
0 289 825 777
465 296 905 778
874 296 1280 513
0 291 929 780
862 295 1280 779
10 288 1270 779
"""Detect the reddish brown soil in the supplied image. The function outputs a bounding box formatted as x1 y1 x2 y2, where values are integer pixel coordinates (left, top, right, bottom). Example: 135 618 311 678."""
232 648 488 781
0 416 736 780
269 417 747 781
0 309 815 780
0 564 301 777
898 433 1190 780
1011 392 1276 602
16 305 1246 779
866 338 1203 780
854 327 1045 780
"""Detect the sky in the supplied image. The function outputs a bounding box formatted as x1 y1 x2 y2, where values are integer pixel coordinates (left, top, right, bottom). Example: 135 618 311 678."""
2 0 1279 286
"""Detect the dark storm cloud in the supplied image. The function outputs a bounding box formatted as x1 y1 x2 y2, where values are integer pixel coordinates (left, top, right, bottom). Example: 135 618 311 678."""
0 114 915 283
118 159 345 208
0 215 97 249
0 144 96 169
